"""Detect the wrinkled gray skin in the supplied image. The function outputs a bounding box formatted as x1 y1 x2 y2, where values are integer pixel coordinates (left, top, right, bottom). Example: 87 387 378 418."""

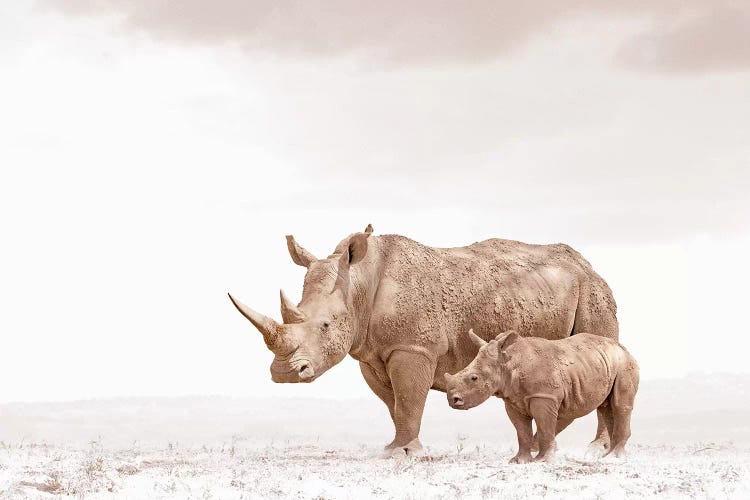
445 330 639 462
228 225 619 457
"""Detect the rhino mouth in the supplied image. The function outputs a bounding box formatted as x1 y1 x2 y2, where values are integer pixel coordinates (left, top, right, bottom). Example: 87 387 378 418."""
271 359 317 383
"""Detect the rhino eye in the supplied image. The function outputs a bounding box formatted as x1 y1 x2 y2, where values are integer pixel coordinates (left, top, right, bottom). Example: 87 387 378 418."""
322 321 330 329
470 374 478 382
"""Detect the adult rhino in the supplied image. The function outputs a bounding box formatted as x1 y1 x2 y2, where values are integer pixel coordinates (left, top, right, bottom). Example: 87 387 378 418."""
228 225 619 457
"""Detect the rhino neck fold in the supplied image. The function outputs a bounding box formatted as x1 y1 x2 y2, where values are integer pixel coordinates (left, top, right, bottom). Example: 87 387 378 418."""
348 238 383 360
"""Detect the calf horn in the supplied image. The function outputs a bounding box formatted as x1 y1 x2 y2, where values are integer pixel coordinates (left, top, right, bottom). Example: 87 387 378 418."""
280 289 306 324
228 293 282 349
468 328 487 348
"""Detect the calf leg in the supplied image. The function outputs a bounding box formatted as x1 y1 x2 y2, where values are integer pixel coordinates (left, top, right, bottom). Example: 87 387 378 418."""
604 374 637 458
504 402 533 464
531 417 574 451
383 350 436 457
532 418 576 458
587 404 614 453
528 397 560 462
606 409 632 458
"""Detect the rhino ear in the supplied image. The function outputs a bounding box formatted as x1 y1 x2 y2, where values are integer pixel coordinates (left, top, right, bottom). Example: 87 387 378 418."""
347 232 370 265
364 223 374 234
286 235 317 267
333 248 353 299
333 232 370 298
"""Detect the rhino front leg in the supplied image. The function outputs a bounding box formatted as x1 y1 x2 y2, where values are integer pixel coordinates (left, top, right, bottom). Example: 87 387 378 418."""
382 350 435 458
359 361 396 445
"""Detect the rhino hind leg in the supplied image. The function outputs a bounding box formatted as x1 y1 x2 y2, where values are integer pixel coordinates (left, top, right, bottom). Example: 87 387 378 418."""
382 350 435 458
571 278 619 340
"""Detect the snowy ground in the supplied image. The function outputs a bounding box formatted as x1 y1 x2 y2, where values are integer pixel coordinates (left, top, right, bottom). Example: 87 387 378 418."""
1 374 749 499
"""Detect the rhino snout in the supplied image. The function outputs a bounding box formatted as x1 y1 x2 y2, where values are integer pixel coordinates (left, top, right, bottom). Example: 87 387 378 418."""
298 363 315 381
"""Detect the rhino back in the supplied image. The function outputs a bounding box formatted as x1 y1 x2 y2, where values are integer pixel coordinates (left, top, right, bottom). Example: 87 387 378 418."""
365 235 610 388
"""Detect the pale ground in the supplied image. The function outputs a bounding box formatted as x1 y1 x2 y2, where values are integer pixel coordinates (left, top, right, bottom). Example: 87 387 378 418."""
1 374 749 499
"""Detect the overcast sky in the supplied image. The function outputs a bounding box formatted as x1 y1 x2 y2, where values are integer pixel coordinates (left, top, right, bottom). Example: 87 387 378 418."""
1 1 748 403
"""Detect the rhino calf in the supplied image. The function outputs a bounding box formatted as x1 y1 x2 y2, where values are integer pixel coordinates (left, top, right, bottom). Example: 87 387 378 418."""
445 330 639 463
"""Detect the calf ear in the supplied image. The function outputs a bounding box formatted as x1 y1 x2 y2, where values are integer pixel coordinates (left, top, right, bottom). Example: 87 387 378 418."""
286 235 317 267
496 330 520 351
347 232 370 265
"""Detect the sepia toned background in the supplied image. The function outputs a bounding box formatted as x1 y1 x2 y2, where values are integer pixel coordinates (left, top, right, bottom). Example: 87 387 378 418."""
1 1 749 404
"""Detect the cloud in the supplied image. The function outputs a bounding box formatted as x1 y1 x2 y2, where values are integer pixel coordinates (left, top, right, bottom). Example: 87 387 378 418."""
38 0 750 73
618 4 750 74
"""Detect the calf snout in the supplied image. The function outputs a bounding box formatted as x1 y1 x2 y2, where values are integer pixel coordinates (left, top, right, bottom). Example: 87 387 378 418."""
449 394 465 408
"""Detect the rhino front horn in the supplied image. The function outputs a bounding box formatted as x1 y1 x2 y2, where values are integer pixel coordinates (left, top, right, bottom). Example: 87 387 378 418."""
228 293 282 349
280 289 306 324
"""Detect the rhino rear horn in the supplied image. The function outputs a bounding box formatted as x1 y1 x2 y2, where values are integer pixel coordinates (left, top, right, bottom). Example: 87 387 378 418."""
228 293 283 349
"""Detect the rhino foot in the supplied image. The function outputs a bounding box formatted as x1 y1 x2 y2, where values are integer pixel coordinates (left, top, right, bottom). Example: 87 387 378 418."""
381 438 425 459
585 437 610 459
588 436 610 451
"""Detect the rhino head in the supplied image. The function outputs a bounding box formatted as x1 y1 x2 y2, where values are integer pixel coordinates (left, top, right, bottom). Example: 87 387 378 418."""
228 224 374 383
445 329 519 409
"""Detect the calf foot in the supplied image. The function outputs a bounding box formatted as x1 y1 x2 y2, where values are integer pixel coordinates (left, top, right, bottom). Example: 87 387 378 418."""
603 444 627 459
509 452 532 464
532 440 557 463
532 451 556 463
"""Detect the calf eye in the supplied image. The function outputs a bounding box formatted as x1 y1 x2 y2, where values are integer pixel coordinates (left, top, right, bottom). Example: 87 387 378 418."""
470 374 478 381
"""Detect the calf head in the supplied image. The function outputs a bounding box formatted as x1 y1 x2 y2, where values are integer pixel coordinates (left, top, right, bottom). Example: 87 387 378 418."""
229 225 373 383
445 329 519 409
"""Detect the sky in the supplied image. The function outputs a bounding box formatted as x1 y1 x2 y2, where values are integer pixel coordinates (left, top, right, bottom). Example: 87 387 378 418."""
1 1 748 403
